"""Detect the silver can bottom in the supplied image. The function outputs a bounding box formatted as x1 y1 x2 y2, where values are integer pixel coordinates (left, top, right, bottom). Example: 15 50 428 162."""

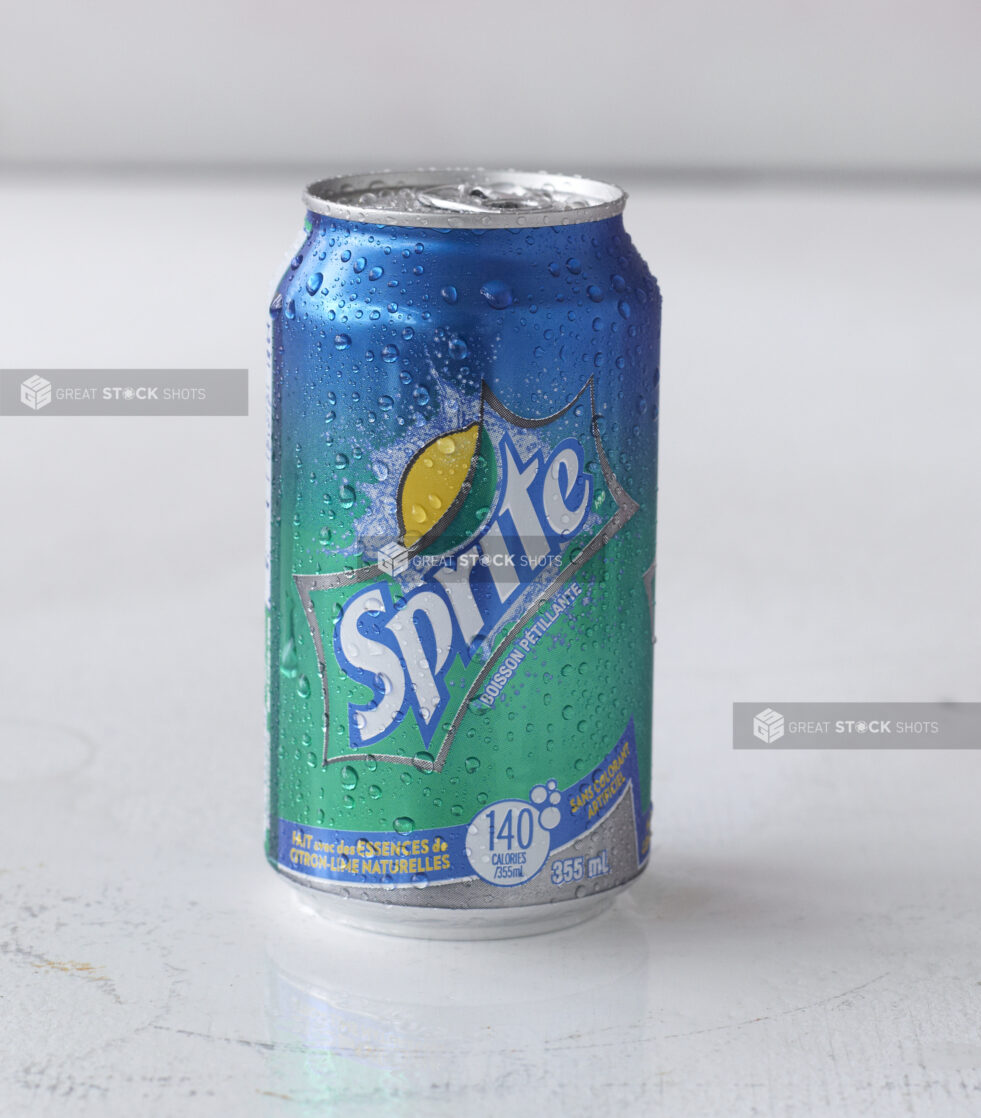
282 875 630 940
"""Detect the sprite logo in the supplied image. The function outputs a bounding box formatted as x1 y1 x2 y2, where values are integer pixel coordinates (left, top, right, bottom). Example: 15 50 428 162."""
295 378 638 771
335 430 592 749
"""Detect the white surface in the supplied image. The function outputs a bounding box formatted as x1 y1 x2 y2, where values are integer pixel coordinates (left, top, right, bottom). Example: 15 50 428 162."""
2 2 981 170
2 174 981 1116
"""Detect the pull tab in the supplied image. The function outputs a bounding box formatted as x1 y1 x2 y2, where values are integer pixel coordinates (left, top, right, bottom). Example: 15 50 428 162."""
417 181 557 215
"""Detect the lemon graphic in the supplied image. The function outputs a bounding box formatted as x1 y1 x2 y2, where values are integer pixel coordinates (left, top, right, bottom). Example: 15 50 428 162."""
397 421 496 550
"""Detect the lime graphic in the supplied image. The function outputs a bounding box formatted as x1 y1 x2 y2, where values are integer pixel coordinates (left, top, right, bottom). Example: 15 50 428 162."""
398 422 497 551
423 426 497 553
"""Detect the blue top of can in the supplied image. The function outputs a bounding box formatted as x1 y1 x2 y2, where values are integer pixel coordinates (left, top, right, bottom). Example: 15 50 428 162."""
303 169 626 230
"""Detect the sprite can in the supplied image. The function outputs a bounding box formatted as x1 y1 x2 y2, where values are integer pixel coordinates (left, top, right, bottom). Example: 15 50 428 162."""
267 171 661 937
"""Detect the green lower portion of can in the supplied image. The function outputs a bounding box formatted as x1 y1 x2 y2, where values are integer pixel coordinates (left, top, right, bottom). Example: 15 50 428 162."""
267 378 656 910
266 561 654 907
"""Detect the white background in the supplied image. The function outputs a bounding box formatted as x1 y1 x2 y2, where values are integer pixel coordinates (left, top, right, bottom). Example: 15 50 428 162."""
2 0 980 172
2 4 981 1116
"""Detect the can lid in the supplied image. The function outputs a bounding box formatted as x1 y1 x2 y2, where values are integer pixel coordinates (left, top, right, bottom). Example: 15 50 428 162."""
303 170 626 229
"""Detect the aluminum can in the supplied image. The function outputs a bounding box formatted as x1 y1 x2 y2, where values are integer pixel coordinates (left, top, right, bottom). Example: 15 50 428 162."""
267 170 660 937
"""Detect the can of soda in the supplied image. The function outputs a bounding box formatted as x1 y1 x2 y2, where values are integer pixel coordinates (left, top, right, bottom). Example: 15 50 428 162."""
267 171 660 938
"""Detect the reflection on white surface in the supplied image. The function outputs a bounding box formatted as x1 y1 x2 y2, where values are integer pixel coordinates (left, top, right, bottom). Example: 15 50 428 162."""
256 862 912 1117
265 891 650 1113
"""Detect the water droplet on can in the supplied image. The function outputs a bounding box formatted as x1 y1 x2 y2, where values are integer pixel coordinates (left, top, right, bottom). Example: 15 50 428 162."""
480 280 513 309
279 640 298 678
448 336 468 360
